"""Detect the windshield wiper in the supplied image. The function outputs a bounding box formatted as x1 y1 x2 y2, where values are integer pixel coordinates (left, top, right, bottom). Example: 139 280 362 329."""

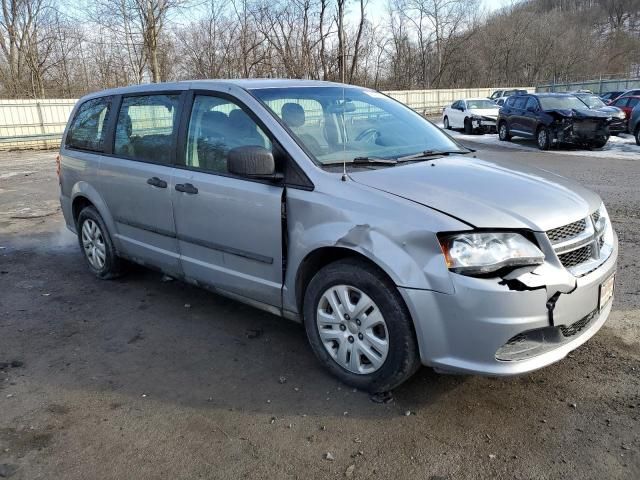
395 149 468 162
352 156 398 165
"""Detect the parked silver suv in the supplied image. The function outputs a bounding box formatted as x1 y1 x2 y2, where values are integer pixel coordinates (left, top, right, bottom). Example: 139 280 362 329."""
58 80 617 392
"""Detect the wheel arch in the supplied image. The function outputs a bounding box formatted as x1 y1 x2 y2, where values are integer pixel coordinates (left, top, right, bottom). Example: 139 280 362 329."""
70 182 119 244
294 246 398 316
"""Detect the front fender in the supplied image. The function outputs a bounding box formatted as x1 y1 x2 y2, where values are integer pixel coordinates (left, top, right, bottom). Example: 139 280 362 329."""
283 221 456 315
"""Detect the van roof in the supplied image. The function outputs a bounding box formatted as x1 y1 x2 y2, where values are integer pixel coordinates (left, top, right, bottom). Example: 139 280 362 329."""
78 78 356 101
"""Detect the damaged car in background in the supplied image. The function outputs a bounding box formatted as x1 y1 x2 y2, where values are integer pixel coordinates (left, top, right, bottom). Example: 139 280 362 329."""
58 80 617 393
442 98 500 134
572 91 627 135
497 93 615 150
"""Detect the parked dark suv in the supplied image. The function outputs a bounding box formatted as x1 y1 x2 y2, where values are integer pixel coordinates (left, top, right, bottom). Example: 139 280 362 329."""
497 93 613 150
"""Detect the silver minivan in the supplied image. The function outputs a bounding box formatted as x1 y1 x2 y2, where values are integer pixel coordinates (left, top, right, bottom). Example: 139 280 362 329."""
58 80 617 392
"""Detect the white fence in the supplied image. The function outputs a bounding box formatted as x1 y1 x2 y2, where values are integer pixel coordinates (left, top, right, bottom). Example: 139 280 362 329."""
0 87 533 150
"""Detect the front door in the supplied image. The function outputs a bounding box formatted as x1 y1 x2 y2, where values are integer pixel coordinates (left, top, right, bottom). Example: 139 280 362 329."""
171 93 284 308
99 93 184 276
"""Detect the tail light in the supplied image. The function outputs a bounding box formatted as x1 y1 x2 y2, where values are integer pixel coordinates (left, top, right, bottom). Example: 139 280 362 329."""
55 153 61 183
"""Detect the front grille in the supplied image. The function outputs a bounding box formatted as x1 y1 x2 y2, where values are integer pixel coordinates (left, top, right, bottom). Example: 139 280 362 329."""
546 219 587 244
559 310 597 337
573 120 599 135
558 245 593 268
496 309 598 361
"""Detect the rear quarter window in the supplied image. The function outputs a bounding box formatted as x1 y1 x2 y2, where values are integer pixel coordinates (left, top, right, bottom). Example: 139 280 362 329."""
65 97 112 152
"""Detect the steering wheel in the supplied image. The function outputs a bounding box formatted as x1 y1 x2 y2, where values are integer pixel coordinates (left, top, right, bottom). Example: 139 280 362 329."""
355 128 380 143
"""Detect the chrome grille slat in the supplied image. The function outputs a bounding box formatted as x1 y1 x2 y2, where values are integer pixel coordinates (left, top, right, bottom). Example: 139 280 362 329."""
546 211 608 276
557 245 593 268
546 219 586 244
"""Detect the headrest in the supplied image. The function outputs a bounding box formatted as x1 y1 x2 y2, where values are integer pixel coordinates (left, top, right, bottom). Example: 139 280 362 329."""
229 109 253 129
203 111 228 126
281 103 305 128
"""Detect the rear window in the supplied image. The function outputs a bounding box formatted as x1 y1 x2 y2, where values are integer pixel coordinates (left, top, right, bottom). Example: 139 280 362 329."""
66 97 112 152
114 94 181 164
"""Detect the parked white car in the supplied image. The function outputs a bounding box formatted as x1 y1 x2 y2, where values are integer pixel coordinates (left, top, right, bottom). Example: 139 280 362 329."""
442 98 501 134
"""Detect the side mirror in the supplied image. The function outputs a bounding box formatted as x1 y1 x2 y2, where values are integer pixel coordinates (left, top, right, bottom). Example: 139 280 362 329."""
228 146 281 181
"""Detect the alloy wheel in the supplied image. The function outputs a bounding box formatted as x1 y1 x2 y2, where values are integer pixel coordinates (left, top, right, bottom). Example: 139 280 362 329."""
538 128 548 148
316 285 389 374
81 219 106 270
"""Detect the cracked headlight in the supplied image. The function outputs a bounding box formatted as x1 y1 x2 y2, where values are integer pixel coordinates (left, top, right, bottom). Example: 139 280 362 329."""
439 232 544 275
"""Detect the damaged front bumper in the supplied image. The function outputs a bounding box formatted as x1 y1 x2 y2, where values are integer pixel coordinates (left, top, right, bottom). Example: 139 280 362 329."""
399 234 617 376
471 116 497 133
551 118 610 144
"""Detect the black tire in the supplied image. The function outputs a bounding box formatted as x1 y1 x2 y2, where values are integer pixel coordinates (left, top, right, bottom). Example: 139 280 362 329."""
463 117 473 135
303 258 421 393
76 206 123 279
498 121 511 141
536 126 551 150
635 125 640 146
590 135 609 149
443 116 451 130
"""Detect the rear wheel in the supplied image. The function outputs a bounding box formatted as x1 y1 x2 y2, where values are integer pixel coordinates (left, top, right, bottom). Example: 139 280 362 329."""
77 206 123 279
536 126 551 150
498 121 511 141
303 258 420 393
443 116 451 130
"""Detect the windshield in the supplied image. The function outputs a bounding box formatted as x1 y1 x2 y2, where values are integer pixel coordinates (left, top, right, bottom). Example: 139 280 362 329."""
538 96 588 110
250 86 463 165
467 100 498 109
577 94 605 109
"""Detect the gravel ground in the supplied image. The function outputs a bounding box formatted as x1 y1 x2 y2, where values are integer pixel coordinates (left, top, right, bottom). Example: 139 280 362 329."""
0 146 638 480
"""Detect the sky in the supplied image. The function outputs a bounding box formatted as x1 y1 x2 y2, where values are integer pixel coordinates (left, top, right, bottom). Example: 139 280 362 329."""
347 0 515 22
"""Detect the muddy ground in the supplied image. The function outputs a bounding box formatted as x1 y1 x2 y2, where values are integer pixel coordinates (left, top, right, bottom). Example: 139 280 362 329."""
0 144 638 480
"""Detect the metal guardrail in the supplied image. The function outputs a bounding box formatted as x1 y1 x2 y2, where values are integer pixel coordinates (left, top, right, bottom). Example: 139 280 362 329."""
536 77 640 94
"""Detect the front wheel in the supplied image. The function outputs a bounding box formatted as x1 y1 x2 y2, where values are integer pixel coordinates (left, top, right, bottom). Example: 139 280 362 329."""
590 136 609 149
443 116 451 130
537 126 551 150
303 259 421 393
635 125 640 146
463 118 473 135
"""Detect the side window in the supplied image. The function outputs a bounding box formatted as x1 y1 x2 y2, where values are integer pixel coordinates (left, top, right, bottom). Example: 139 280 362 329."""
628 98 639 108
184 95 272 174
513 97 527 109
262 97 326 155
613 98 628 107
525 98 539 111
504 97 515 107
114 94 181 164
66 97 112 152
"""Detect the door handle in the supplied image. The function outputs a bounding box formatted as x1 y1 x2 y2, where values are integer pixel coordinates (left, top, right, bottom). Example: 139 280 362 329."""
147 177 167 188
175 183 198 194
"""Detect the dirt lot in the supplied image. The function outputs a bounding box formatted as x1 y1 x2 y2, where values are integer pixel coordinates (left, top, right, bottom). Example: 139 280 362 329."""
1 145 639 480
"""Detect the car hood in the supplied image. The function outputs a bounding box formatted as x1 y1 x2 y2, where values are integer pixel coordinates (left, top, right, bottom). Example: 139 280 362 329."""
544 108 612 119
349 156 601 231
468 108 500 118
